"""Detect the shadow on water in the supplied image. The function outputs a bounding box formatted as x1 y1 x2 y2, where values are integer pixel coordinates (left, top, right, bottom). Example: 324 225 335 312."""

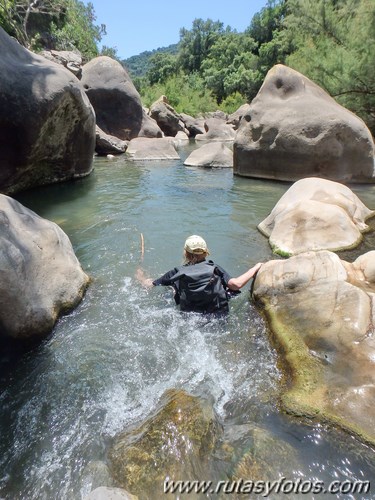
1 151 375 499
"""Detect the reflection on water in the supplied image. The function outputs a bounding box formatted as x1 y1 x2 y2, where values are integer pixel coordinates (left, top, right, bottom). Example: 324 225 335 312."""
0 148 374 499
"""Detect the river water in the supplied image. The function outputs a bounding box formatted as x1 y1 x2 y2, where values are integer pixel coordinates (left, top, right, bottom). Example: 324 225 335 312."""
1 142 375 499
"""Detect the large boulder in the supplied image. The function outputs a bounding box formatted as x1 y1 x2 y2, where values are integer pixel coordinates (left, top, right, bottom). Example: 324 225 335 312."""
108 389 220 499
234 64 375 183
81 56 162 140
149 96 187 137
258 177 375 256
126 138 180 160
0 194 89 341
95 126 128 156
0 27 96 195
253 250 375 445
184 142 233 168
195 118 236 142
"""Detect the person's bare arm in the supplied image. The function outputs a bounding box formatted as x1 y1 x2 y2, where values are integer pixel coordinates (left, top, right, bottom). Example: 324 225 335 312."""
227 262 263 291
135 268 154 288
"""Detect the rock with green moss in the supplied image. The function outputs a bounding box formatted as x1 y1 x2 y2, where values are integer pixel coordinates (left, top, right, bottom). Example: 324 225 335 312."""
253 250 375 445
108 389 221 499
258 177 374 256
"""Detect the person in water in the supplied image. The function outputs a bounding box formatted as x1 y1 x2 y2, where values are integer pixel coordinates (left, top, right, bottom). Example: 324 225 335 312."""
136 235 263 314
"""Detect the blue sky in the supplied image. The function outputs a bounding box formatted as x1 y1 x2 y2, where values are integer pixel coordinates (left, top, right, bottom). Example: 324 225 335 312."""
86 0 269 60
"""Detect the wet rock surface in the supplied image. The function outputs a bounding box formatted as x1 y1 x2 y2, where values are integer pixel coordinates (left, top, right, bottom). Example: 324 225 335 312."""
253 250 375 445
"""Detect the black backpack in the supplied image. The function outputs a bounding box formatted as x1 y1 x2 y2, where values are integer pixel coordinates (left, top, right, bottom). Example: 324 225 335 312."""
169 261 229 313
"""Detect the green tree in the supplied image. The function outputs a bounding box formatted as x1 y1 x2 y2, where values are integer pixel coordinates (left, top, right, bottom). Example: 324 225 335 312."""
0 0 66 47
147 52 178 84
178 18 227 73
284 0 375 134
50 0 105 61
202 32 260 103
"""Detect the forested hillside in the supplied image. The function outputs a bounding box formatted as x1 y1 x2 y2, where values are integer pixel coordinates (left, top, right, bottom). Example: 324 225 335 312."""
123 43 179 77
0 0 373 134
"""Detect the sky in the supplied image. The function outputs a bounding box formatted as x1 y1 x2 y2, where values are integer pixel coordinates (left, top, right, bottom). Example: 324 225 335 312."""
86 0 269 60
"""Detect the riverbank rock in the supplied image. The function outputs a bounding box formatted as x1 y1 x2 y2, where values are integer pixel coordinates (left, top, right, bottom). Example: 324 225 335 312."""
40 49 83 78
258 178 375 256
126 138 180 160
0 27 96 195
0 194 89 341
149 96 187 137
180 113 205 137
234 64 375 183
253 250 375 445
184 142 233 168
95 126 128 156
108 389 220 499
196 118 236 142
81 56 162 141
227 104 250 130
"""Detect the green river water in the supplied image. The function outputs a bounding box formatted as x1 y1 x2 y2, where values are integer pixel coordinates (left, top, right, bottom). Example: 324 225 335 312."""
1 142 375 499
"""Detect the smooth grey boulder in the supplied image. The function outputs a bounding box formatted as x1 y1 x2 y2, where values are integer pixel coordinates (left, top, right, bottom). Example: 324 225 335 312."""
184 142 233 168
95 126 128 156
126 138 180 160
81 56 162 140
149 96 187 137
234 64 375 183
196 118 236 142
0 194 89 341
0 27 96 195
258 177 375 256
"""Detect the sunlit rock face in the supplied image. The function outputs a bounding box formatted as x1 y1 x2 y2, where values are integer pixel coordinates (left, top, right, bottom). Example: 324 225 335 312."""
184 142 233 168
0 27 96 195
108 389 220 499
149 96 187 137
126 137 180 160
258 177 375 256
0 195 89 341
234 64 375 183
196 118 236 142
253 250 375 445
81 56 162 141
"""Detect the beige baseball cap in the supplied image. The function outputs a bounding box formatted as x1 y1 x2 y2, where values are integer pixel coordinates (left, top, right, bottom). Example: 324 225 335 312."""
184 235 210 255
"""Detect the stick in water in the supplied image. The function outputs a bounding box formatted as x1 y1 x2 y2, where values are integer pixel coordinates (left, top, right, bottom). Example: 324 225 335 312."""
140 232 145 262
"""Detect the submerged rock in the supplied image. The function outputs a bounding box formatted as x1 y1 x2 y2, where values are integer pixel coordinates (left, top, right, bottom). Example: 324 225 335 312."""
234 64 375 183
0 194 89 341
253 250 375 445
85 487 137 500
230 425 299 483
184 142 233 168
258 177 375 256
126 138 180 160
108 389 220 499
0 27 96 195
